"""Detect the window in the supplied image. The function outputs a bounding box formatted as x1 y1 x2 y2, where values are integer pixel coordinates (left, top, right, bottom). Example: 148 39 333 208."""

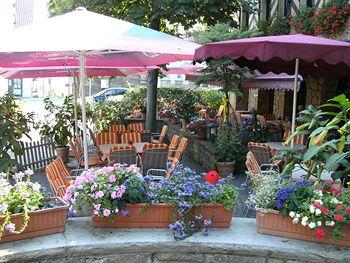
8 79 22 97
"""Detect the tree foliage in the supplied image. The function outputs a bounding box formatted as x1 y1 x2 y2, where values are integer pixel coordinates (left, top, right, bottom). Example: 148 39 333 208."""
49 0 243 31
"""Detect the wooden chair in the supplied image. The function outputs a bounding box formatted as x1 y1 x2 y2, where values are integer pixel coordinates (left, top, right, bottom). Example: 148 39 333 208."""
109 124 126 133
245 151 279 185
45 157 81 198
152 125 168 143
140 143 169 179
167 135 180 158
89 129 98 146
169 137 188 162
166 157 180 179
121 132 142 143
127 123 146 132
96 132 119 145
283 130 307 145
109 145 137 166
247 142 281 167
263 113 276 121
69 141 105 169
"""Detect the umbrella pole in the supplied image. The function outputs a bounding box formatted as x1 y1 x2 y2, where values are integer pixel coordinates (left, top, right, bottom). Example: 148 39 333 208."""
291 58 300 148
73 72 78 139
79 52 89 170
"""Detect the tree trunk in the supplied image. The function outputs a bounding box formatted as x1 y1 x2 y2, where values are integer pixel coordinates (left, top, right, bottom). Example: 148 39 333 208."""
145 16 161 132
225 92 230 126
146 69 159 131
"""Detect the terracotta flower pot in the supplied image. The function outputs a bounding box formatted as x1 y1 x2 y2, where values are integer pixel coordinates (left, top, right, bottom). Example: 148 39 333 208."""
55 146 69 163
92 204 172 228
0 197 68 244
256 209 350 248
92 204 233 228
216 161 236 177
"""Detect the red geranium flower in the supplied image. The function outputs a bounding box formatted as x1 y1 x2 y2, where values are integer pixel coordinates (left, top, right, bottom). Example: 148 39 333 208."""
313 201 322 207
315 229 326 239
325 179 333 185
345 207 350 213
335 205 343 211
334 214 344 221
321 207 329 214
205 170 220 184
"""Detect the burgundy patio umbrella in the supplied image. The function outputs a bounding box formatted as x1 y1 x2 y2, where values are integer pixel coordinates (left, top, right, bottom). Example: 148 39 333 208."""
194 34 350 145
0 7 199 169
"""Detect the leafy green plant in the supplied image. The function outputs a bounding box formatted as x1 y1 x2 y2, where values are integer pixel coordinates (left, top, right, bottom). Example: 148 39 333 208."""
215 125 241 163
199 89 224 110
212 184 238 210
40 95 75 148
291 7 316 35
284 94 350 181
0 170 60 240
93 100 128 132
267 15 290 35
0 93 34 172
196 58 248 125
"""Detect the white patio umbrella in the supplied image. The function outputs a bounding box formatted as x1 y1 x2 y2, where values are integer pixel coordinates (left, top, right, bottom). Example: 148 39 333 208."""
0 7 199 169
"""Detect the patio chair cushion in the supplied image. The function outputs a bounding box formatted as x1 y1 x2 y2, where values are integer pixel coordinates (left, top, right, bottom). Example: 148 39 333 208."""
245 151 261 185
45 157 71 198
121 132 142 143
96 132 119 145
168 135 180 158
109 124 126 133
247 142 273 166
127 123 145 132
283 130 307 145
109 145 137 166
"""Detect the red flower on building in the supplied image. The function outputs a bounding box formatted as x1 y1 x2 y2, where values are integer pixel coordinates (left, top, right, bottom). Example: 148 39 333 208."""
345 207 350 213
321 207 329 214
205 170 221 184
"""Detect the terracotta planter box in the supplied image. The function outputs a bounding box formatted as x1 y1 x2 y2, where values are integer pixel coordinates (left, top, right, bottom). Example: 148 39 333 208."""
92 204 233 228
0 197 68 244
256 209 350 247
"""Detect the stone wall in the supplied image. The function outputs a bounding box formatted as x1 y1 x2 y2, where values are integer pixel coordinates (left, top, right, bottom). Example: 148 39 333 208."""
305 77 339 107
248 89 259 111
166 122 216 170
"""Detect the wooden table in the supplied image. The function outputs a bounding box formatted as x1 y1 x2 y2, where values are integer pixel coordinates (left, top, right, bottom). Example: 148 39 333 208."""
99 142 147 156
266 142 305 151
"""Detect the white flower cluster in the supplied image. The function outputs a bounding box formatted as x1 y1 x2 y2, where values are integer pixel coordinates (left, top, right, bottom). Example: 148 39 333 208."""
289 211 322 229
246 171 282 210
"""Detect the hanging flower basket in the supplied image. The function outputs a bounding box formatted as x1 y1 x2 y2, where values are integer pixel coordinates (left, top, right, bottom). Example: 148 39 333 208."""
92 204 233 228
256 209 350 248
0 197 68 244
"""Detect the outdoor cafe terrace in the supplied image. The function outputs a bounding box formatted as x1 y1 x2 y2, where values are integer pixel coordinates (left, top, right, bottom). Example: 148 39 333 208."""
0 7 350 263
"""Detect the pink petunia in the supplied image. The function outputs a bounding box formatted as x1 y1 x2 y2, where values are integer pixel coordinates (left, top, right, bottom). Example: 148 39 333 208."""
103 209 111 217
94 204 101 210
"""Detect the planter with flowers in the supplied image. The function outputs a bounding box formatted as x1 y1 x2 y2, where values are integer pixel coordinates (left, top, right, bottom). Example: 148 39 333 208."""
0 170 68 243
187 118 218 140
247 172 350 247
65 164 238 239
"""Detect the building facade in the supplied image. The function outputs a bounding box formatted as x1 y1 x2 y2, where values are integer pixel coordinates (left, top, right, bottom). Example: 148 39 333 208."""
237 0 350 119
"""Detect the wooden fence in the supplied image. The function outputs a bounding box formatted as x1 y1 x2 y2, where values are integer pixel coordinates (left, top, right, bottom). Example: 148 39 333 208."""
15 138 55 172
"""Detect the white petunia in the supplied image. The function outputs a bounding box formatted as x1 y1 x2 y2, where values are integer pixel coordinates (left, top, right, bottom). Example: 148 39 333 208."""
295 213 301 218
330 221 335 226
309 205 315 213
301 220 307 226
289 211 296 218
325 221 331 226
317 221 322 227
308 222 316 229
302 216 308 222
315 208 321 216
292 218 299 224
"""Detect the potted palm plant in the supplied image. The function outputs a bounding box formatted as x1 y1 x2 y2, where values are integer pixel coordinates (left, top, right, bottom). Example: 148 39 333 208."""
40 96 74 162
215 125 241 177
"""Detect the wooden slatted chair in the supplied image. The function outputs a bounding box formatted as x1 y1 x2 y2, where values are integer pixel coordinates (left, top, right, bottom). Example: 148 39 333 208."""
245 151 279 185
140 143 169 178
109 145 137 166
96 132 119 145
263 113 276 121
169 137 188 163
247 142 282 168
167 135 180 158
121 132 142 143
45 157 81 198
165 157 180 179
152 125 168 143
127 123 145 132
283 130 307 145
69 141 105 169
109 124 126 133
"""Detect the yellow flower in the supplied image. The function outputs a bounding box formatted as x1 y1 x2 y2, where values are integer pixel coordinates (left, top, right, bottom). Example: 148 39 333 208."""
339 201 343 205
329 200 334 204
